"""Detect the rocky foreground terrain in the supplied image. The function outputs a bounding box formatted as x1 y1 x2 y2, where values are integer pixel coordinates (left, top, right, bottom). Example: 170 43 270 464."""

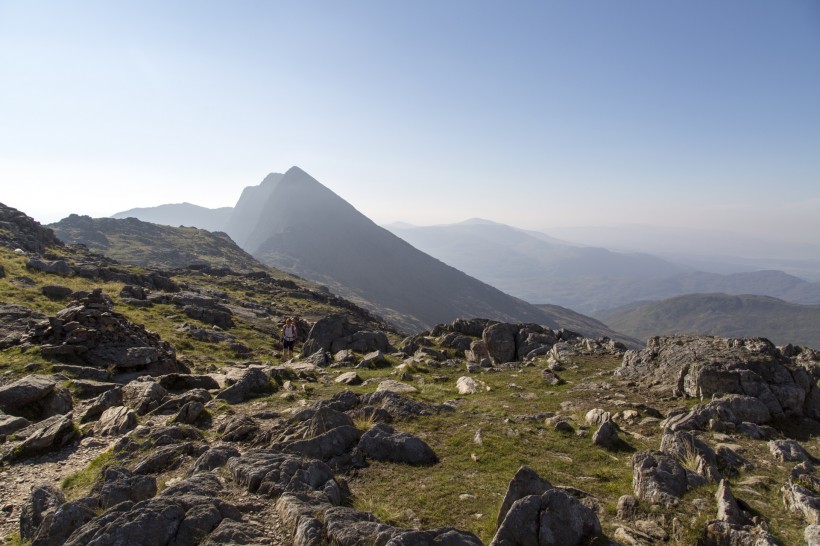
2 203 820 545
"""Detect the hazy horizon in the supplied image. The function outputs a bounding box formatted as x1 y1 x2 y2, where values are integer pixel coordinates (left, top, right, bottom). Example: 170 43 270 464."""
2 1 819 246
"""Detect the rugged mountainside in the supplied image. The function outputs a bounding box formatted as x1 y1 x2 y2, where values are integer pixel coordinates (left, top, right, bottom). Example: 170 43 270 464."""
601 292 820 347
49 214 266 274
386 220 820 314
3 201 820 545
210 167 567 334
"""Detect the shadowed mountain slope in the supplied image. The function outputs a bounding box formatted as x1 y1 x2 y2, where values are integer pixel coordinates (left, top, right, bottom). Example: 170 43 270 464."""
601 293 820 347
240 167 561 333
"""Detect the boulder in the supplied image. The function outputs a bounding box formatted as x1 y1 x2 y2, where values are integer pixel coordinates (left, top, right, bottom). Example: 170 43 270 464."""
483 322 518 364
122 380 168 415
355 423 438 465
28 498 96 546
496 465 553 528
490 488 602 546
0 304 46 349
632 451 689 506
216 367 275 404
0 411 31 437
227 450 343 504
41 285 73 299
592 420 620 450
168 401 206 425
700 520 777 546
64 474 241 546
20 485 65 542
456 376 480 395
616 335 809 419
79 387 123 423
660 430 721 482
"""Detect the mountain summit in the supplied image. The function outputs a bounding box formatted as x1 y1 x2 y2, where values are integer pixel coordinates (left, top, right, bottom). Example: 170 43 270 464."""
227 167 557 332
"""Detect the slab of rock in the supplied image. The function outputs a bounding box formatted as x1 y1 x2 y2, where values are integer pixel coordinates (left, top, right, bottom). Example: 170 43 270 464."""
157 373 219 392
0 411 31 437
700 520 777 546
189 445 241 475
770 439 814 463
663 394 772 432
376 380 418 394
96 406 137 436
0 375 57 413
5 414 78 461
784 484 820 524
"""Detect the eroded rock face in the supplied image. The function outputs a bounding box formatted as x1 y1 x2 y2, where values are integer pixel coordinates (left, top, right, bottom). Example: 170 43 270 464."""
616 335 816 419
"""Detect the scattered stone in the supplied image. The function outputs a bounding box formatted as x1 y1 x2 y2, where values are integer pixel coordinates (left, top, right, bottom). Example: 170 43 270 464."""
355 423 438 465
96 406 137 436
216 367 275 404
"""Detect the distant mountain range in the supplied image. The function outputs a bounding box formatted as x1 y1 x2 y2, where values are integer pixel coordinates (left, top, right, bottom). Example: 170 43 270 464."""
386 220 820 315
97 166 820 346
79 167 627 341
600 293 820 348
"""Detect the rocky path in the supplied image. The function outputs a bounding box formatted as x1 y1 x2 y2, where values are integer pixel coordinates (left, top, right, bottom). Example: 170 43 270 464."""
0 436 114 539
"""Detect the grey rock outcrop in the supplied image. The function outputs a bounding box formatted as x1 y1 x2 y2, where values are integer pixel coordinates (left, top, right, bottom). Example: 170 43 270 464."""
24 289 183 376
496 465 553 528
617 335 818 419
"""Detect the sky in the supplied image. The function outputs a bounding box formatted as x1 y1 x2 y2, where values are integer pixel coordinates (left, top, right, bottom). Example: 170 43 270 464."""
2 1 819 245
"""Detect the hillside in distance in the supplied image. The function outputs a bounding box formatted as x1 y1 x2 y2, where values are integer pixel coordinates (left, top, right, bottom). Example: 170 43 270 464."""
601 292 820 347
50 214 268 274
112 202 232 233
386 221 820 314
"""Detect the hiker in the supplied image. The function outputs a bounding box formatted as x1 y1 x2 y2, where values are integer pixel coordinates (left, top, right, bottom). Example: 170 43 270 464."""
282 317 298 359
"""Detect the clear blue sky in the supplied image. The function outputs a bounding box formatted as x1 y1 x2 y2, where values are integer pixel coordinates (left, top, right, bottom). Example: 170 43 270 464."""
2 1 819 244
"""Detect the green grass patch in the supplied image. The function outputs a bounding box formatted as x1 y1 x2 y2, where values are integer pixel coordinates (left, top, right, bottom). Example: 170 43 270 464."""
60 449 116 500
